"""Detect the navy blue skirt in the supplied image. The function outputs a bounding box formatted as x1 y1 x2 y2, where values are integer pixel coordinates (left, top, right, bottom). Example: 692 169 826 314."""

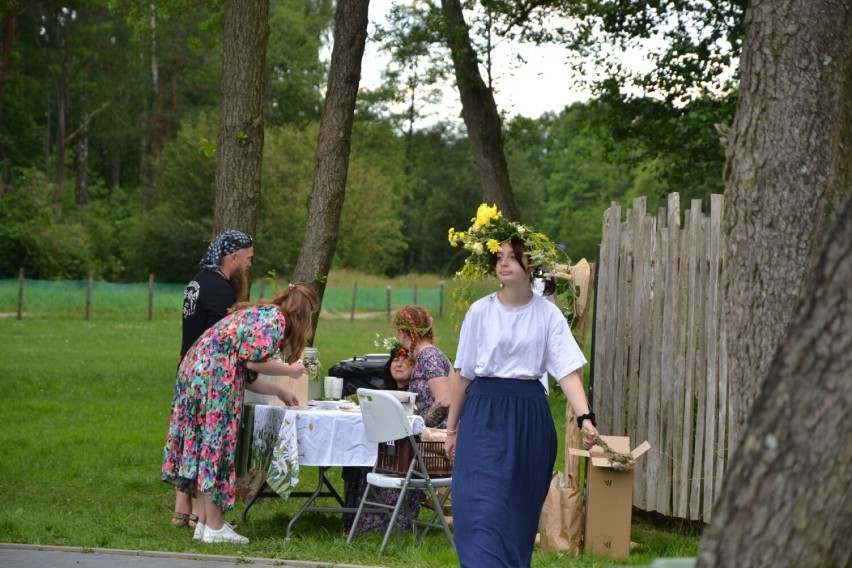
452 377 556 568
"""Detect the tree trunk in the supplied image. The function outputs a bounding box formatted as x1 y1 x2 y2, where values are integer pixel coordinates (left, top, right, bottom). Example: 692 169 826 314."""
698 196 852 566
722 0 852 431
291 0 369 334
699 0 852 564
74 123 89 206
0 12 16 123
213 0 270 237
439 0 518 219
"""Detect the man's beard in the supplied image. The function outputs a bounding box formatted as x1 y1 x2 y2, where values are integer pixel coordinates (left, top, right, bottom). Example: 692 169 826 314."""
229 268 250 302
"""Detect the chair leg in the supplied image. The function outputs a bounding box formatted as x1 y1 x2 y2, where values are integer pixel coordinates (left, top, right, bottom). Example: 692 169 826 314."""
417 483 454 550
346 479 373 545
378 484 409 554
418 486 450 539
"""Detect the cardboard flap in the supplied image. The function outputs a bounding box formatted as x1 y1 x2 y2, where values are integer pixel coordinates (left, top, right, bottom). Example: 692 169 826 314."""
568 448 590 458
631 440 652 460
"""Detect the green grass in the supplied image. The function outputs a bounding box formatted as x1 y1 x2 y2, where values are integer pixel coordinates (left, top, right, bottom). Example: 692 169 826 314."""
0 279 700 566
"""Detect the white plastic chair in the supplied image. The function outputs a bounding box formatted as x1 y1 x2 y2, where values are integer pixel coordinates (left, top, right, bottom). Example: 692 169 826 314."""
346 389 454 554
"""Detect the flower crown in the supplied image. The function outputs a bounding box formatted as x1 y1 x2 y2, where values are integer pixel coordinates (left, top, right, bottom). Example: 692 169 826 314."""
374 335 408 359
447 203 563 281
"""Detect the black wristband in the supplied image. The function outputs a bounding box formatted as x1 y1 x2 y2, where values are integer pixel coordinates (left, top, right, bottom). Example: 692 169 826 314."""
577 412 596 429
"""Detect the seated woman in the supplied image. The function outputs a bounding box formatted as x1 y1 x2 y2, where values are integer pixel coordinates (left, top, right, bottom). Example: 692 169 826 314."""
342 341 423 534
392 305 451 428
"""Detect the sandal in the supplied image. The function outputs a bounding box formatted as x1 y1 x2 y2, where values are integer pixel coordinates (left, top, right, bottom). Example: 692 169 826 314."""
171 512 199 528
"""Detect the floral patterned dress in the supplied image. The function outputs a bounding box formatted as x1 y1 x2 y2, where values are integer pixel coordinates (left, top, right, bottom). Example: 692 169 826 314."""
409 345 451 428
161 304 285 511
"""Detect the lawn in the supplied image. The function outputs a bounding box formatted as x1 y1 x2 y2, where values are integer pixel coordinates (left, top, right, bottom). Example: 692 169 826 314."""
0 301 700 566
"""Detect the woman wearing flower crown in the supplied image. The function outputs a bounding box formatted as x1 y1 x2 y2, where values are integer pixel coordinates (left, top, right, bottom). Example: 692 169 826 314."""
445 205 599 567
392 305 452 428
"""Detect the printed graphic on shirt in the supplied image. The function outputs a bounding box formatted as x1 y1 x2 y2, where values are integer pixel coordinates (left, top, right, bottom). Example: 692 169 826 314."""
183 281 200 317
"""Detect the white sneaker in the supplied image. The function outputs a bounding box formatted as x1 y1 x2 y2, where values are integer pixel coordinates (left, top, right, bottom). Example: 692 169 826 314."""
192 522 206 540
202 522 249 544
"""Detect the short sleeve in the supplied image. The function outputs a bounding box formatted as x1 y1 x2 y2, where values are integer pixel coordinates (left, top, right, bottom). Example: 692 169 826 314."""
235 306 286 384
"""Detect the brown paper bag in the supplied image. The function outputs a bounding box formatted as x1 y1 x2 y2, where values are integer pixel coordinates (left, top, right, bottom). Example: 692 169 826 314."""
538 472 583 554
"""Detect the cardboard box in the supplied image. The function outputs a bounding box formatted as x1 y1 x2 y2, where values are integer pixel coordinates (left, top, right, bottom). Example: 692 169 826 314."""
245 373 310 406
569 436 651 559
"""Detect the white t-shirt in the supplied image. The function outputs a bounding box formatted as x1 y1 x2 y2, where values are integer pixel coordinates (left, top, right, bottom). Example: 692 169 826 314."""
454 292 587 383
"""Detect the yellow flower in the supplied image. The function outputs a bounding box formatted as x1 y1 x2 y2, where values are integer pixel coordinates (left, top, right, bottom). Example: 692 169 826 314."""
448 227 458 246
473 203 499 230
486 239 501 253
471 242 484 255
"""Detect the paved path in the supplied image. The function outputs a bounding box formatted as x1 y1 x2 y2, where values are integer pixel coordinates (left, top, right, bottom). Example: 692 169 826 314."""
0 543 387 568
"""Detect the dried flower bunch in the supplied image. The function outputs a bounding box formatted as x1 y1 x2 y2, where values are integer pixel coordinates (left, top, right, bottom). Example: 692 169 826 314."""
584 432 636 471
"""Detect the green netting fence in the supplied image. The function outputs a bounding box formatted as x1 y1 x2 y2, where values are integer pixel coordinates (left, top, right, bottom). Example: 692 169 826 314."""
0 279 444 317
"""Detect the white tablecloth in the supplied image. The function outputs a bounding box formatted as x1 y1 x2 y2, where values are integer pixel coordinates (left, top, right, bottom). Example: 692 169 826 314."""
252 405 377 498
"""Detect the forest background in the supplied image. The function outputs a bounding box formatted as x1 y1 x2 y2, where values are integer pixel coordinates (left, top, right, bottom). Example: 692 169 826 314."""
0 0 735 284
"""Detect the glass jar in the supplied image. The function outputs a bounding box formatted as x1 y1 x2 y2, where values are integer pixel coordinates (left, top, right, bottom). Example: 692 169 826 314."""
303 347 321 381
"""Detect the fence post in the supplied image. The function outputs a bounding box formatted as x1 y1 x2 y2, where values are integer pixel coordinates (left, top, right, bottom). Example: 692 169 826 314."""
438 280 444 317
413 284 418 305
17 268 24 320
148 274 155 321
350 283 358 322
85 273 93 321
386 284 392 321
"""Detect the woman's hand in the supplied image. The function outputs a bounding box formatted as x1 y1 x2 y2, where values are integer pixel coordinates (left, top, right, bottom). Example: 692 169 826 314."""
444 435 457 462
289 360 308 378
581 423 599 450
277 389 299 407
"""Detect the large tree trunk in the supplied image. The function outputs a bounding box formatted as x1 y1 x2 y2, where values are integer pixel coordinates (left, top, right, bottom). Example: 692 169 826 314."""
722 0 852 431
212 0 270 236
698 196 852 566
699 0 852 564
291 0 369 332
439 0 518 219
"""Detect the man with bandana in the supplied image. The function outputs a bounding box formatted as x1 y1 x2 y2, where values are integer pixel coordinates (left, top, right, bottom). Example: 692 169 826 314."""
181 230 254 359
172 229 254 528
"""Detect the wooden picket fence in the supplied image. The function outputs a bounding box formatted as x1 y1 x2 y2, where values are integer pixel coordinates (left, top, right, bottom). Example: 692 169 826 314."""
592 193 735 523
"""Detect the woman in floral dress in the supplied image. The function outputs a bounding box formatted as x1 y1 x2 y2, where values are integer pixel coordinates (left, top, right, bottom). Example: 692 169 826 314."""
162 283 318 544
394 305 451 428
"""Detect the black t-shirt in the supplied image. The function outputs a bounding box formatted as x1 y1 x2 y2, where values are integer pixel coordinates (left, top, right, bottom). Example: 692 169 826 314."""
180 269 235 358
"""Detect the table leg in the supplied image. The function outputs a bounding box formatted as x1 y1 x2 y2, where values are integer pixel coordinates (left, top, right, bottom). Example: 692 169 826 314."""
241 480 278 524
284 467 376 537
286 466 330 537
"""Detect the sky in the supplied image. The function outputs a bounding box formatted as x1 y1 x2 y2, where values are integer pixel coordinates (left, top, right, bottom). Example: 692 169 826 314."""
361 1 593 122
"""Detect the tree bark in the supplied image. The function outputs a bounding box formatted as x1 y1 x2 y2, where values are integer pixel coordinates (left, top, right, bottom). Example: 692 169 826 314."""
699 0 852 564
291 0 369 335
74 123 88 206
439 0 518 219
213 0 270 237
722 0 852 430
698 195 852 566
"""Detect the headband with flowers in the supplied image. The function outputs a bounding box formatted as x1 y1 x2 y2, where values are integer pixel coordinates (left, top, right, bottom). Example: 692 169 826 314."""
447 203 563 282
374 335 409 360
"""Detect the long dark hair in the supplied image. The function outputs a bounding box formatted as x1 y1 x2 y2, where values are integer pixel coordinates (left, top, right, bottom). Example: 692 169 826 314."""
492 238 556 295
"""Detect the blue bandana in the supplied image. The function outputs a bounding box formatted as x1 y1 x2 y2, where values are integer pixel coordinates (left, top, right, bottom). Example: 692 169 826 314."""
199 230 253 269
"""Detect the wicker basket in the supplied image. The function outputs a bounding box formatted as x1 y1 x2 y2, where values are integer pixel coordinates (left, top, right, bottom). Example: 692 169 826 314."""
376 437 453 478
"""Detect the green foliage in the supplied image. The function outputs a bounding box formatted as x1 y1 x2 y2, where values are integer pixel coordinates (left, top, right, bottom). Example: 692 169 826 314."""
556 1 742 195
0 170 94 279
119 204 211 283
265 0 333 126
